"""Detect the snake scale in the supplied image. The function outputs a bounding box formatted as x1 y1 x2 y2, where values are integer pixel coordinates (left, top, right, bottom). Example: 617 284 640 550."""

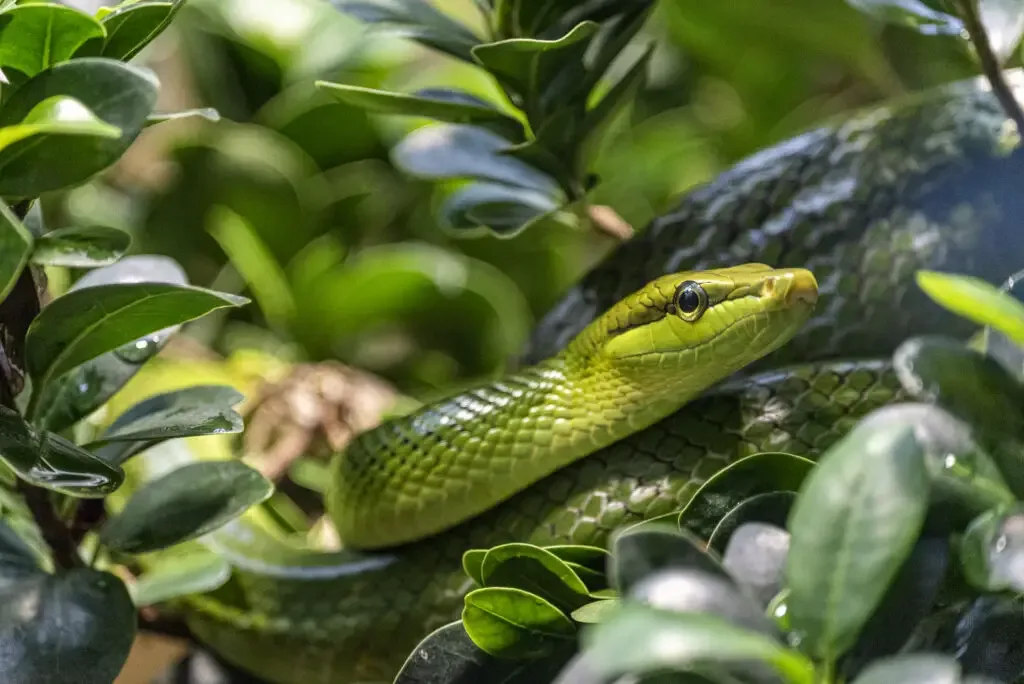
119 71 1024 684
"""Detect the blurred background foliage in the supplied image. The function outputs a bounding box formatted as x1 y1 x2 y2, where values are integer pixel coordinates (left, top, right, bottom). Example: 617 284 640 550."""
52 0 985 401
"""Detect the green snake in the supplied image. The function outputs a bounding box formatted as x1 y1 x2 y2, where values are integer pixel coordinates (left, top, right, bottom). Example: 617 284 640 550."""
115 71 1024 684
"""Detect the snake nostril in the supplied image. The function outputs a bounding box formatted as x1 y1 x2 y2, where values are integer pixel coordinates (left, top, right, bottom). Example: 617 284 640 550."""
762 277 777 297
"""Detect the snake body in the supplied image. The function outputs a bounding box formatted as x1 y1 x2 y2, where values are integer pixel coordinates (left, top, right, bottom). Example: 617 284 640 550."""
121 72 1024 684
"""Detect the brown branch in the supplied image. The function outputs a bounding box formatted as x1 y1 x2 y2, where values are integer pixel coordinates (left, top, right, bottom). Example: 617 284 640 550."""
954 0 1024 136
17 482 82 569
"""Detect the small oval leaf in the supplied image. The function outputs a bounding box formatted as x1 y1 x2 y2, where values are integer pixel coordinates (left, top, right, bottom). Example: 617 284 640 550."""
99 461 274 554
917 271 1024 346
132 548 232 607
0 95 120 154
480 543 592 612
610 524 730 594
0 200 33 302
721 522 791 609
462 586 575 659
570 599 619 624
30 225 130 268
960 506 1024 593
463 549 487 585
0 3 106 77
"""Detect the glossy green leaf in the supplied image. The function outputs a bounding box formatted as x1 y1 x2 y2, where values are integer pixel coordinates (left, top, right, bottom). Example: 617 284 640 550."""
462 586 575 659
580 44 653 165
610 524 730 594
99 461 273 554
439 181 562 237
786 407 932 661
316 82 522 139
96 0 183 61
0 517 39 572
0 95 120 153
25 282 248 416
480 543 592 612
29 225 130 268
0 406 123 496
144 107 220 128
917 271 1024 346
720 522 791 608
87 385 245 466
33 255 189 433
544 545 610 569
570 598 619 623
0 58 158 197
131 548 232 607
960 506 1024 593
394 620 574 684
463 549 487 585
0 3 106 77
708 492 796 556
471 22 599 99
334 0 482 62
0 568 136 684
849 653 961 684
678 452 815 540
580 605 815 684
393 124 562 193
0 200 32 303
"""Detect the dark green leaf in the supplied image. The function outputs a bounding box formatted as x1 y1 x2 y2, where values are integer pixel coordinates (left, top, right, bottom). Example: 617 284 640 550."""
849 653 961 684
392 124 562 193
0 568 136 684
99 461 273 554
544 545 610 570
0 406 123 496
708 492 796 556
610 523 730 594
394 620 574 684
33 256 188 433
570 598 619 623
144 107 220 127
480 543 592 612
0 58 158 197
0 200 32 302
960 506 1024 593
462 586 575 659
0 3 105 77
0 517 38 572
25 282 248 414
463 549 486 585
580 605 815 684
720 522 791 609
30 225 130 268
96 0 184 62
131 547 231 607
580 44 653 166
471 22 599 99
315 82 523 139
438 181 562 236
678 452 814 540
786 406 932 662
917 271 1024 346
334 0 483 62
87 385 244 466
845 0 963 34
0 95 120 153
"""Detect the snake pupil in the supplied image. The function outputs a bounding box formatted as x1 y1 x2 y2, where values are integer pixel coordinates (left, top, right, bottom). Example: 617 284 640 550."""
676 281 706 317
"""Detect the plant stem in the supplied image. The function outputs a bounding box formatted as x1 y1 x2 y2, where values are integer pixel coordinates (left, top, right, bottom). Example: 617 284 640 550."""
17 482 83 568
954 0 1024 135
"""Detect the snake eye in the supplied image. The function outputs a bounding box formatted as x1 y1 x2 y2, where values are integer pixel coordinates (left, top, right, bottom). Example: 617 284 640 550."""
674 281 708 321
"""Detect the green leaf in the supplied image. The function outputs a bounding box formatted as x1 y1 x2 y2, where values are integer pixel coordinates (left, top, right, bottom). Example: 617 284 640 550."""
610 524 731 594
580 605 815 684
29 225 130 268
0 200 32 303
316 82 523 139
0 58 158 197
0 3 106 78
849 653 961 684
960 506 1024 593
87 385 245 466
438 181 562 237
479 542 592 612
0 95 120 153
131 547 232 607
570 598 620 623
462 586 575 659
471 22 599 99
0 517 39 571
463 549 486 585
25 282 248 416
679 452 816 540
580 45 653 167
392 124 562 193
845 0 963 35
99 461 273 554
917 271 1024 346
32 256 189 433
0 405 123 496
334 0 482 62
708 492 796 556
394 620 574 684
719 522 791 608
96 0 184 61
0 568 136 684
144 107 220 128
785 407 932 662
544 545 610 569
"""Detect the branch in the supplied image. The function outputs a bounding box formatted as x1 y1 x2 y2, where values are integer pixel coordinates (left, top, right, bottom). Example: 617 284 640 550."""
954 0 1024 135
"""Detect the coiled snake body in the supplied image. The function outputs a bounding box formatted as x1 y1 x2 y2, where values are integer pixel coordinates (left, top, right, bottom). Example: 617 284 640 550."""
125 73 1024 684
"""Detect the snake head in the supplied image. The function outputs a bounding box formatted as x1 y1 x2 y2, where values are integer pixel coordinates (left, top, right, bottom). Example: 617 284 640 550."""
577 263 818 385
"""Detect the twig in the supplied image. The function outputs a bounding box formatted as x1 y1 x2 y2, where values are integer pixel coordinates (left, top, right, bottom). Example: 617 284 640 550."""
17 482 83 569
954 0 1024 135
587 205 634 241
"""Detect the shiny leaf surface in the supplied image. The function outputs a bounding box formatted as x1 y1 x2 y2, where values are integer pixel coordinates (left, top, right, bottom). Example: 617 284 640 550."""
462 586 575 659
29 225 130 268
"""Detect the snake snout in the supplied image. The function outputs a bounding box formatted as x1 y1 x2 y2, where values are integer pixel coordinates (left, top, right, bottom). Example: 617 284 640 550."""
762 269 818 307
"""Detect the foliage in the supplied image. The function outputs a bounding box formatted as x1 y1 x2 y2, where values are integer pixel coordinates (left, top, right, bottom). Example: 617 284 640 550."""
396 271 1024 683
